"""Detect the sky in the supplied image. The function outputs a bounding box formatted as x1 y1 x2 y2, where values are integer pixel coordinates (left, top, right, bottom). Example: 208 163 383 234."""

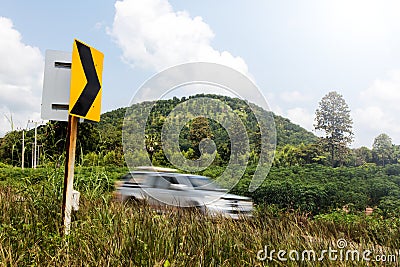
1 0 400 148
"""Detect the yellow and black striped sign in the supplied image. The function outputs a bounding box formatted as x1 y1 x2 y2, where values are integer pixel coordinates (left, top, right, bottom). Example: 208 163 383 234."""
69 39 104 122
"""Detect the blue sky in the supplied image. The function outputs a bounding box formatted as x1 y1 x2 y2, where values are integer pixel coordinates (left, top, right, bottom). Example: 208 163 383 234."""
1 0 400 147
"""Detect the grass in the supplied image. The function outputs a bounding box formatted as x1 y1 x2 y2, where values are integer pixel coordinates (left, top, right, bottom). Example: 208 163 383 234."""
1 166 400 266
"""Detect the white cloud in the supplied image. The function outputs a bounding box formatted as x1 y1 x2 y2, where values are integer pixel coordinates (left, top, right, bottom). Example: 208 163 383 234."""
108 0 249 75
286 107 315 132
360 70 400 111
279 90 312 103
268 90 316 134
352 106 399 147
264 92 284 116
0 17 44 136
353 70 400 147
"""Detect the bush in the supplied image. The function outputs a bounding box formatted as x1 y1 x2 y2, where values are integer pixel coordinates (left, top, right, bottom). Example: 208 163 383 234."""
82 152 101 166
0 162 11 168
103 151 124 166
384 164 400 176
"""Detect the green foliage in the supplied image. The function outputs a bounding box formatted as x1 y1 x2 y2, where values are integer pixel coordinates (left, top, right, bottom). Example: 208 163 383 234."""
350 146 373 166
378 196 400 217
231 164 400 215
0 162 11 168
273 143 327 167
188 116 213 157
82 151 102 166
384 164 400 176
0 130 22 166
313 210 400 245
103 151 124 166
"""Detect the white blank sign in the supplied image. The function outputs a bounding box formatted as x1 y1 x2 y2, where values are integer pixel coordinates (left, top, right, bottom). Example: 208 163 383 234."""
41 50 72 121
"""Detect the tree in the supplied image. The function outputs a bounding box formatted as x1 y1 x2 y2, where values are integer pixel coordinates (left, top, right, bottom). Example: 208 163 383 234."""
188 117 214 158
314 91 353 167
273 143 326 167
372 133 393 166
351 146 373 166
0 130 21 166
393 145 400 164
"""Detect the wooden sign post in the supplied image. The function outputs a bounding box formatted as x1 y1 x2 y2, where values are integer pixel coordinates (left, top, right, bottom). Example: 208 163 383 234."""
61 115 79 235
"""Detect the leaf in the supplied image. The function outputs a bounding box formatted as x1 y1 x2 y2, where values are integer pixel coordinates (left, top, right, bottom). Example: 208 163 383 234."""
163 259 171 267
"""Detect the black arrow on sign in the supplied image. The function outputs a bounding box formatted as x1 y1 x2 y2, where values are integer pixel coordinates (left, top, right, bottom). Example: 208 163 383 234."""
70 41 101 117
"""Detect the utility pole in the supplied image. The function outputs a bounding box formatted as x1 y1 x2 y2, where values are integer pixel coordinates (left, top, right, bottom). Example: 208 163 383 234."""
28 120 41 169
22 129 25 170
21 121 30 169
31 143 34 167
34 121 37 169
37 145 42 166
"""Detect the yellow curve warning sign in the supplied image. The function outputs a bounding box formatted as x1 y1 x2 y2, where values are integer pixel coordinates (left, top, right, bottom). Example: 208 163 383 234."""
69 39 104 122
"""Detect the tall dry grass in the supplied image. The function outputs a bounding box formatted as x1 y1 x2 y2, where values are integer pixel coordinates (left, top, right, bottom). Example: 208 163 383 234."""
1 167 399 266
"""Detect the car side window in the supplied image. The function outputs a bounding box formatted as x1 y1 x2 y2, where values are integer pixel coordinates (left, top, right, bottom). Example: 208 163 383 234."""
154 175 179 189
163 176 179 184
122 173 146 184
121 173 132 181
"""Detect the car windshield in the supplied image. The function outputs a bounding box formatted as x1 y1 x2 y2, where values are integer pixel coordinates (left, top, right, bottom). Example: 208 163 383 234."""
188 176 223 190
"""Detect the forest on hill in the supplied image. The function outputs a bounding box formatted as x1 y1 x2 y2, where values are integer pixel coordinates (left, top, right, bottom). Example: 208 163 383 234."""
1 94 400 216
0 94 318 168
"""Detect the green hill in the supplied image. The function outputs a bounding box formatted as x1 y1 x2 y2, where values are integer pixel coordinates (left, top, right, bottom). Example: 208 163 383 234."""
0 94 317 166
98 93 316 146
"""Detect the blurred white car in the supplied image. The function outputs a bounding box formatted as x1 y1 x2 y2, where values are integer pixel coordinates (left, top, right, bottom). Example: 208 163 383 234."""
114 166 253 219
